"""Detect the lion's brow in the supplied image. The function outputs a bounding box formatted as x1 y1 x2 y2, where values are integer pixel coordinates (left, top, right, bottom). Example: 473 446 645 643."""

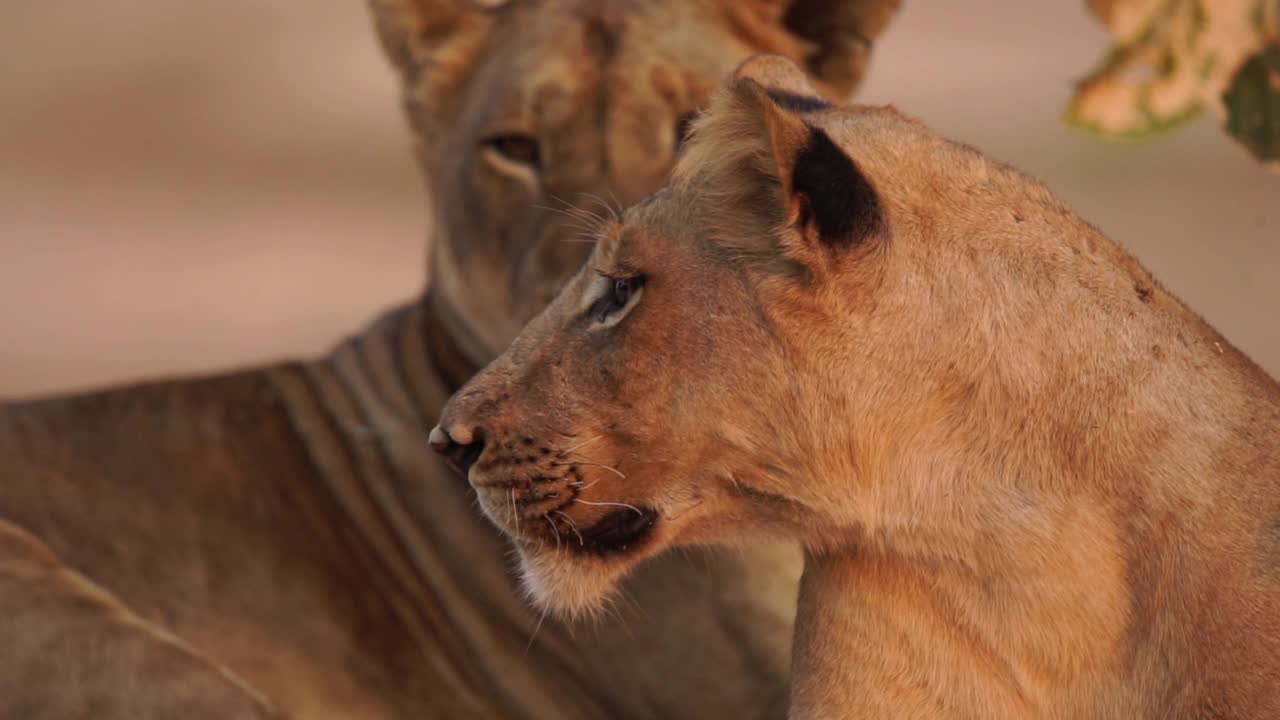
592 222 627 262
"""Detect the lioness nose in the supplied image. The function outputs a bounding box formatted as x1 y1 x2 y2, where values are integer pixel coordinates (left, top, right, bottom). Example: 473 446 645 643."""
429 425 485 476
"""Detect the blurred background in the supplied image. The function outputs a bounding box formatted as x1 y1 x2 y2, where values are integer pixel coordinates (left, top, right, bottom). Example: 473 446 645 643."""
1 1 1276 400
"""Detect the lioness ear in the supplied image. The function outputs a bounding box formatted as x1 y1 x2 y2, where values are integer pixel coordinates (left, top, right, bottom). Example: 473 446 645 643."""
674 61 884 273
732 58 883 251
756 90 883 257
369 0 507 73
721 0 902 100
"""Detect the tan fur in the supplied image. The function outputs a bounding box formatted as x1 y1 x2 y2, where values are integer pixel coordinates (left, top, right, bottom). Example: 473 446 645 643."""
0 521 282 719
435 55 1280 719
0 5 901 719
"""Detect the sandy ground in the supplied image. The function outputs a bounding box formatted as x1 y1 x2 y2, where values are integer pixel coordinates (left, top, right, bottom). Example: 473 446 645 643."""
1 2 1277 400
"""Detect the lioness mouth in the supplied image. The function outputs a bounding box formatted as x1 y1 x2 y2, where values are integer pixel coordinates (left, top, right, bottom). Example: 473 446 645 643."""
576 507 659 556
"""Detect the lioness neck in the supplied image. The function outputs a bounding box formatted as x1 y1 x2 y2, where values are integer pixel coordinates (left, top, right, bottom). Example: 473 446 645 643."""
791 221 1280 718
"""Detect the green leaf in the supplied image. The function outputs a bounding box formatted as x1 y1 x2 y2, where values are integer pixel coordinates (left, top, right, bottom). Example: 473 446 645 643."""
1221 43 1280 164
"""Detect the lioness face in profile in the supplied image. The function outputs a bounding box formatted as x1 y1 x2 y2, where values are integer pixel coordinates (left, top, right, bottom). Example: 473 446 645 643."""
371 0 899 357
432 56 955 614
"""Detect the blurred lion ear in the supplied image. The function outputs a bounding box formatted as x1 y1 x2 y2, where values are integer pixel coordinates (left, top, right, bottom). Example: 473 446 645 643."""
368 0 506 72
721 0 902 101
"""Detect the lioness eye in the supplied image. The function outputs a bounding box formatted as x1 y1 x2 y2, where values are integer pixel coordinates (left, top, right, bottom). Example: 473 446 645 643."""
612 277 637 304
484 133 541 168
590 275 645 324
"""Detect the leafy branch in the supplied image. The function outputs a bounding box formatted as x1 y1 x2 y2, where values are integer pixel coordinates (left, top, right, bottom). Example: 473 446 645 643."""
1068 0 1279 169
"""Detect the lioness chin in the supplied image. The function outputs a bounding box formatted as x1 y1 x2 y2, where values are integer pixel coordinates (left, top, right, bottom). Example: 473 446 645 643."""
434 55 1280 719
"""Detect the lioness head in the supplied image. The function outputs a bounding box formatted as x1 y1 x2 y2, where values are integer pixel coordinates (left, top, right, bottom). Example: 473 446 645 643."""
369 0 899 361
432 54 1046 615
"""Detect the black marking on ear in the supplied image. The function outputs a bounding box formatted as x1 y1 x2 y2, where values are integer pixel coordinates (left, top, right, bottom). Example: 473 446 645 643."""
766 90 833 113
790 126 883 248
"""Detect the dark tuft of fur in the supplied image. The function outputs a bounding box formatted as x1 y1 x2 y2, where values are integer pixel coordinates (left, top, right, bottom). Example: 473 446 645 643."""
766 90 833 113
790 126 883 248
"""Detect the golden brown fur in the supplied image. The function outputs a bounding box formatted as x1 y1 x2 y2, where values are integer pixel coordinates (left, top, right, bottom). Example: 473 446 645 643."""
0 4 901 719
434 55 1280 719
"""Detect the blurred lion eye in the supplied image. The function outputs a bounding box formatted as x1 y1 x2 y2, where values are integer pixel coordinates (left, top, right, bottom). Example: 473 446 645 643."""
484 133 541 168
674 112 698 151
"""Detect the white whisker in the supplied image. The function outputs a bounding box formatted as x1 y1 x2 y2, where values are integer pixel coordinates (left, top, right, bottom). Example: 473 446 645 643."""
604 190 622 222
544 514 562 551
543 196 613 235
569 477 604 492
580 191 622 224
558 435 602 457
525 601 551 656
573 499 644 515
553 510 585 546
